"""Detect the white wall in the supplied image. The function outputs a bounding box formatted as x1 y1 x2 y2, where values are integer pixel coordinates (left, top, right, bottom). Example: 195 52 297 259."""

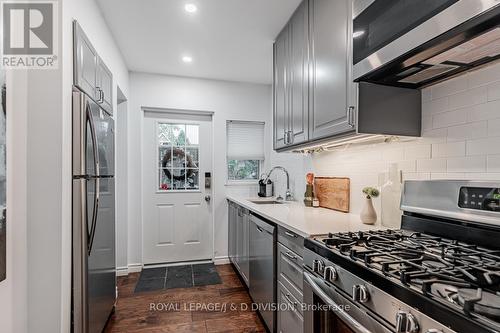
127 72 271 266
270 61 500 220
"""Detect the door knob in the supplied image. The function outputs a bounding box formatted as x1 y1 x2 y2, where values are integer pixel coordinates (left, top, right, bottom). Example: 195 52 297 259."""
205 195 211 202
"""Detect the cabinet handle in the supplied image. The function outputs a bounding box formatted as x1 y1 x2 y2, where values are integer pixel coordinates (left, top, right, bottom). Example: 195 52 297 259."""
283 130 288 145
284 293 298 308
284 231 297 238
285 251 297 260
287 130 294 145
348 106 356 127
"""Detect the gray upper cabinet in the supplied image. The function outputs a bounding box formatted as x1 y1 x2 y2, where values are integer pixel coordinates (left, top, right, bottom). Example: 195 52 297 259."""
273 28 288 150
74 22 98 101
74 21 113 115
289 0 309 146
273 0 356 151
97 59 113 115
273 1 309 150
309 0 355 140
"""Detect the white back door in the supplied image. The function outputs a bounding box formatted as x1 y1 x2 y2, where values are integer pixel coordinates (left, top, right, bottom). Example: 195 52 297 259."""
142 113 213 264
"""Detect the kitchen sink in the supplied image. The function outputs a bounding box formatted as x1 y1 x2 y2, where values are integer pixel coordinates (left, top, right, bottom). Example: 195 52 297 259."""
249 200 285 205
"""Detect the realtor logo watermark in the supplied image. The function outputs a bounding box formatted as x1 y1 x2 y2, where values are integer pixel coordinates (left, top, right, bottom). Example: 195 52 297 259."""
1 1 58 69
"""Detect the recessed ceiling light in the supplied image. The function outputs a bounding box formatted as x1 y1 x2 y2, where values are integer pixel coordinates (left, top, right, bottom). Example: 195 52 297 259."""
184 3 197 13
182 56 193 63
353 30 365 38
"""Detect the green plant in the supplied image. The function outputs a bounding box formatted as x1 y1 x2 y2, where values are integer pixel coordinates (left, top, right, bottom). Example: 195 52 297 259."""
362 187 380 199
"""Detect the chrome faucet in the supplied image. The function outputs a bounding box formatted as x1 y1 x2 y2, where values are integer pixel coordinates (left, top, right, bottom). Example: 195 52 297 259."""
264 166 293 201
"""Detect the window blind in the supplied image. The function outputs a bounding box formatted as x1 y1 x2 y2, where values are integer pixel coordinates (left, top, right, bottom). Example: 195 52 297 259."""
227 121 265 160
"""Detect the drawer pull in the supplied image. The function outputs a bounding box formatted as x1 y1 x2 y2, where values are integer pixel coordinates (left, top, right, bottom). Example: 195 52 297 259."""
284 231 297 238
285 293 298 308
285 251 297 260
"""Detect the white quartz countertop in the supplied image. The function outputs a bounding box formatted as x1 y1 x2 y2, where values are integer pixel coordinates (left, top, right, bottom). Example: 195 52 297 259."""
227 195 388 238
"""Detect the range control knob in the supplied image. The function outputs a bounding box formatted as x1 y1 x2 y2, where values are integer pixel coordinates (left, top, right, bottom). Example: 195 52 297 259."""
312 259 325 274
396 311 420 333
352 284 370 303
323 266 338 282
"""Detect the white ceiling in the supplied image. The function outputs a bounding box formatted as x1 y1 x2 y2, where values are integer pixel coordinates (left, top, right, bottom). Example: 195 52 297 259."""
96 0 302 84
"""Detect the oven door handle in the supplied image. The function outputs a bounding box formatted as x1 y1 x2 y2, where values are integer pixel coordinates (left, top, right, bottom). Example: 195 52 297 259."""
304 271 373 333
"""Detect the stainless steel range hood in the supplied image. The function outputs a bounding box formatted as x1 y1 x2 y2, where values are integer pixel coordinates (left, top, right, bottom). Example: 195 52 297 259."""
354 0 500 89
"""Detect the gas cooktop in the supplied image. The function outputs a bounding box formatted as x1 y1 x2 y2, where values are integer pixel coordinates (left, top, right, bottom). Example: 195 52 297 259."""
304 181 500 333
312 229 500 323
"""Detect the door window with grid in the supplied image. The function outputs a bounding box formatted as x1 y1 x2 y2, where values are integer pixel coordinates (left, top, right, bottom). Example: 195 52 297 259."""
158 123 200 191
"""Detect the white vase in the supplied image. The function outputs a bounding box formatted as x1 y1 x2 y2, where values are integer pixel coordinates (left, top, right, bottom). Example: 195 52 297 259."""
360 197 377 225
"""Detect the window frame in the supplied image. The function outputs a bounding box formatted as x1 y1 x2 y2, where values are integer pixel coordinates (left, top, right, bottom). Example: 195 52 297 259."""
225 120 265 185
226 159 262 185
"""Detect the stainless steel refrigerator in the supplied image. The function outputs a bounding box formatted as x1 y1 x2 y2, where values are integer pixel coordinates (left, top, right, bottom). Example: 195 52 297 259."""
72 87 116 333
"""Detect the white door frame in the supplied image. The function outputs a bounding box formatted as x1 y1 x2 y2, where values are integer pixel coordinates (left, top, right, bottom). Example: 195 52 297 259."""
140 107 216 266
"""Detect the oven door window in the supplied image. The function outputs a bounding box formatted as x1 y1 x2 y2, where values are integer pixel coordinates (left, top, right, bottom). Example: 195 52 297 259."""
353 0 458 64
313 295 357 333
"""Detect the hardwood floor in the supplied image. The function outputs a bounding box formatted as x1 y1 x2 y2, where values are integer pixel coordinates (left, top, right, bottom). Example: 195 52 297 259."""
104 264 267 333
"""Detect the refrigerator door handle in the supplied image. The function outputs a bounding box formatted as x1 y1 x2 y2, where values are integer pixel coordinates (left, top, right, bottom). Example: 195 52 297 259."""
86 103 100 254
87 178 100 255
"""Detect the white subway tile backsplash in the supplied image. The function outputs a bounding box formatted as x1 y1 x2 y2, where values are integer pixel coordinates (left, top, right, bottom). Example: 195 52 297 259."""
447 121 488 142
422 97 448 115
404 144 431 159
464 173 500 181
489 118 500 137
487 81 500 102
417 158 447 172
396 160 417 173
487 155 500 172
448 87 487 110
467 99 500 122
467 62 500 88
467 137 500 156
382 148 405 161
305 64 500 216
432 108 467 128
431 76 467 99
447 156 486 173
431 173 466 180
420 128 448 144
432 141 466 157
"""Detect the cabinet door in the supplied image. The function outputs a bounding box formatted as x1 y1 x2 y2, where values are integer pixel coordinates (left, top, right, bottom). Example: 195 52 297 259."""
235 207 243 272
97 58 113 115
278 282 304 333
240 212 250 286
228 203 236 263
308 0 355 140
273 27 289 150
288 1 309 146
73 22 98 100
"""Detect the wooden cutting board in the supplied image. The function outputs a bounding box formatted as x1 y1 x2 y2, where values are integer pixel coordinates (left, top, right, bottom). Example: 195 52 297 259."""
314 177 350 213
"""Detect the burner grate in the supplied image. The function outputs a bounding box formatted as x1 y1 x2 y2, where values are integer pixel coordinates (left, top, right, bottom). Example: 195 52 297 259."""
316 229 500 321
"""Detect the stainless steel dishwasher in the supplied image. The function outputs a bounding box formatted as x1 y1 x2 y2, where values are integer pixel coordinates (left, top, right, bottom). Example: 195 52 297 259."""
249 214 276 332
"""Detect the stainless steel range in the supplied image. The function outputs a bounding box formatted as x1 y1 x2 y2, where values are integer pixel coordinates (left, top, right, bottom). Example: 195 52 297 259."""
303 180 500 333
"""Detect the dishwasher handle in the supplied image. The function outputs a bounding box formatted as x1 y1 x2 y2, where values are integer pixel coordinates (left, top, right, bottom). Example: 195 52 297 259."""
250 215 275 235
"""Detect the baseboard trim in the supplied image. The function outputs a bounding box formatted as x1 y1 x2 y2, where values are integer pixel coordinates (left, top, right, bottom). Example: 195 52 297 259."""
127 263 143 274
214 256 230 265
116 267 129 277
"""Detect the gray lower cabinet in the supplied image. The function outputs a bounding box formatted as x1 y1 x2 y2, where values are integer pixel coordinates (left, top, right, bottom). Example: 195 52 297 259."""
74 21 113 115
277 227 304 333
273 0 356 151
278 281 303 333
227 201 249 287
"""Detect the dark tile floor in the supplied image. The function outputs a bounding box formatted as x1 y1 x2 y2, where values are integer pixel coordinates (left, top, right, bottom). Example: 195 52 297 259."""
105 264 266 333
135 263 223 293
